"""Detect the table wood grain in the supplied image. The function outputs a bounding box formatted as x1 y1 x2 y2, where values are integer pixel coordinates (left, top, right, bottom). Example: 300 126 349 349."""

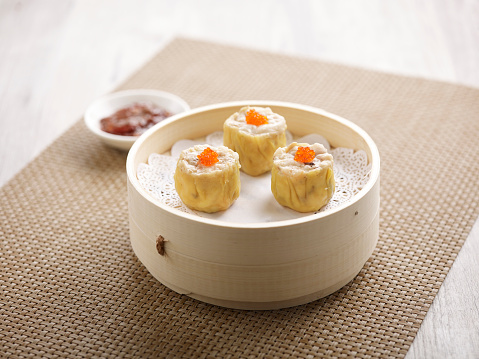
1 1 478 357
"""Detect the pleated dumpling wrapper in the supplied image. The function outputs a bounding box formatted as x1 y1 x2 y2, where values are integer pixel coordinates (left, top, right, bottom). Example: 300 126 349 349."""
223 106 287 176
174 145 241 213
271 142 335 213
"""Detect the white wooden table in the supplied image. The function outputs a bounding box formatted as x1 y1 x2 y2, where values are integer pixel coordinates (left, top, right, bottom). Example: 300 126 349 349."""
1 1 478 357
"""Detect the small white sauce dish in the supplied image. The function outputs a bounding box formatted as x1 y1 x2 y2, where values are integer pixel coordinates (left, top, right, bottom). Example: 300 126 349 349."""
84 89 190 150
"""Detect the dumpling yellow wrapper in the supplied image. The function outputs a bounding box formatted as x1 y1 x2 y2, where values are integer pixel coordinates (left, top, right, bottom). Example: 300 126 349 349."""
223 106 287 176
271 142 335 213
174 145 241 213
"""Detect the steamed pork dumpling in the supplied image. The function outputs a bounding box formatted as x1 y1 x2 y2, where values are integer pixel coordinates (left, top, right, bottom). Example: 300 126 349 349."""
271 142 335 213
174 145 241 213
223 106 287 176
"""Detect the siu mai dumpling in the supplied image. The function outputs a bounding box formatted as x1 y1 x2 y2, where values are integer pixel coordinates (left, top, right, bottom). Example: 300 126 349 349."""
174 145 241 213
223 106 287 176
271 142 335 213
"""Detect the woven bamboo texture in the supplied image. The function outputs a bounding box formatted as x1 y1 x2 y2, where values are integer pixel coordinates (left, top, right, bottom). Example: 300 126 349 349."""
1 38 479 358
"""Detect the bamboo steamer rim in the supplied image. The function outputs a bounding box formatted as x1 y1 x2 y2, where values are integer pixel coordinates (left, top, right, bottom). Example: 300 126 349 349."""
126 100 380 229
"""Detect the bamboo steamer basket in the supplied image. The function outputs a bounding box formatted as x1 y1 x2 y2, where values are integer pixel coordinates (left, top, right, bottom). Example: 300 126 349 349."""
126 101 380 310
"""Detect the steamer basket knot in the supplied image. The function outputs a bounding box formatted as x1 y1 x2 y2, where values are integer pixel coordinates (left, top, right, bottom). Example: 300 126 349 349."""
156 235 166 256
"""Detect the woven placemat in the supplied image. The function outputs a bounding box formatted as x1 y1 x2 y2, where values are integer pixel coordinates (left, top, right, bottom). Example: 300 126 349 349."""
2 38 479 358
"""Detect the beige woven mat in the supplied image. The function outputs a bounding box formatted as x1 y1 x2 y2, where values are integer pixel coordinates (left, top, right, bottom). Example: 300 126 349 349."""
2 38 479 358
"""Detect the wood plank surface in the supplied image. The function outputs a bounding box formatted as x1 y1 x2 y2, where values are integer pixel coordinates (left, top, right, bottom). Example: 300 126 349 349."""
1 1 478 357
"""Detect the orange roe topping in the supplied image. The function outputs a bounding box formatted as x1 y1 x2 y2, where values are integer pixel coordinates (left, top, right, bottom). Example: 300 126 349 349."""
245 109 268 126
294 146 316 163
197 147 219 166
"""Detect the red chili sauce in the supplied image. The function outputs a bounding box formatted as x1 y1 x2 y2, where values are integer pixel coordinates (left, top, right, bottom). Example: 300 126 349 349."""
100 102 172 136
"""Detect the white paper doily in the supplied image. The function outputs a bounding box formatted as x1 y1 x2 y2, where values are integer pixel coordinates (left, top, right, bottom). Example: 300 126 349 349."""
137 132 371 223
